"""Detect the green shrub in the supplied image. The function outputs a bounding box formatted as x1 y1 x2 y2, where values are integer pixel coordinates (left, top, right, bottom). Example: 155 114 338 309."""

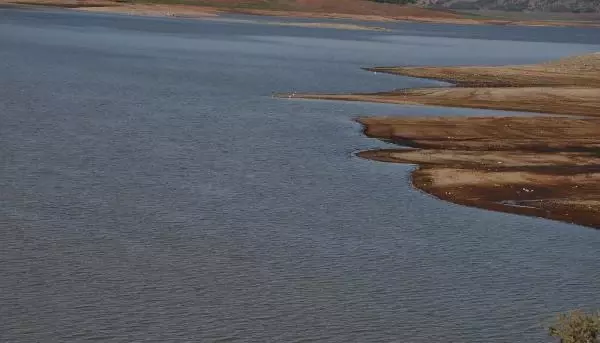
549 310 600 343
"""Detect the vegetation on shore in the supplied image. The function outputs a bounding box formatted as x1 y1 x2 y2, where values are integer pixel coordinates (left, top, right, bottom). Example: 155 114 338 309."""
288 53 600 229
550 310 600 343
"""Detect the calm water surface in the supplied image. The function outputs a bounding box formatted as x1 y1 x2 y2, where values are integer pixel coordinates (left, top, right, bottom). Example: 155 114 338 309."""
1 8 599 342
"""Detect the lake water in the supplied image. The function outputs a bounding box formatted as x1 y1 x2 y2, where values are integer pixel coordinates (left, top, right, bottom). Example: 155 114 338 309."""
1 7 599 342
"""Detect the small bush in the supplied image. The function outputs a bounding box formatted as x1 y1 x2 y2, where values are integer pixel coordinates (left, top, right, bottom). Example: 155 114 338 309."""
549 310 600 343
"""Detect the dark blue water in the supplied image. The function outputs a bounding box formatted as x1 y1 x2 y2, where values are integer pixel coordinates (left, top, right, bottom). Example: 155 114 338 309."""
1 7 599 342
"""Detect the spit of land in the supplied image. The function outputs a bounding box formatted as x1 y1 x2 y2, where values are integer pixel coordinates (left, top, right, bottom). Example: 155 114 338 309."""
289 53 600 229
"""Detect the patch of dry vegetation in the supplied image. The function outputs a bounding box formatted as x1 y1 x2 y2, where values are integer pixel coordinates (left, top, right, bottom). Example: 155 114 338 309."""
549 310 600 343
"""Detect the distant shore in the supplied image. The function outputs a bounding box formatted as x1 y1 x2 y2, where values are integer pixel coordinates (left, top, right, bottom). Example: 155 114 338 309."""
4 0 600 29
287 53 600 229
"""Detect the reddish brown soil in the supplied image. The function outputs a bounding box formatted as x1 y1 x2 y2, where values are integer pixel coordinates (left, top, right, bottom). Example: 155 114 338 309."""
271 0 461 18
5 0 600 27
2 0 465 22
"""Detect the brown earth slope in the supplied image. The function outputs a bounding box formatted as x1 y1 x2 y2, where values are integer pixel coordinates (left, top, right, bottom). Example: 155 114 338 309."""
4 0 600 27
290 53 600 228
0 0 467 23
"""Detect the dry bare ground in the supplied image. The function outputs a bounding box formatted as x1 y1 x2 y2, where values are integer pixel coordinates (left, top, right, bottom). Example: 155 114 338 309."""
3 0 600 27
293 54 600 228
292 54 600 117
367 53 600 87
0 0 464 23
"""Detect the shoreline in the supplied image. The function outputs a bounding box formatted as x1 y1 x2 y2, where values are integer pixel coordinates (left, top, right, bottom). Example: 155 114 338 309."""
288 87 600 117
356 117 600 229
4 0 600 29
294 54 600 229
287 54 600 118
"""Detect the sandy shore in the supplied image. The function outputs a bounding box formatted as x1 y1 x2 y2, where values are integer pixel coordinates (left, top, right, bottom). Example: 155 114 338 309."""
292 54 600 229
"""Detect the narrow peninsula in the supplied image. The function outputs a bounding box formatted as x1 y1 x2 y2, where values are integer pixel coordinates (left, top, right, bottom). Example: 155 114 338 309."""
289 53 600 229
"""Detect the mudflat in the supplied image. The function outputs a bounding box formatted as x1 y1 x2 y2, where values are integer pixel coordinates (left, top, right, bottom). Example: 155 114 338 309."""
294 53 600 228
